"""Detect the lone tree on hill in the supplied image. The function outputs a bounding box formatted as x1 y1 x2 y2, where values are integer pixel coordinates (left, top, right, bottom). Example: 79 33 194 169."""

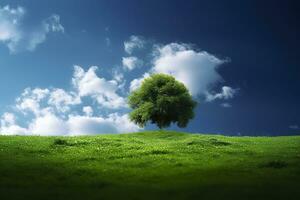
128 73 197 129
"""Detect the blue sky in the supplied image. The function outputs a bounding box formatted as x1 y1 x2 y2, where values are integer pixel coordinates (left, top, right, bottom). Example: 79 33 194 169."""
0 0 299 136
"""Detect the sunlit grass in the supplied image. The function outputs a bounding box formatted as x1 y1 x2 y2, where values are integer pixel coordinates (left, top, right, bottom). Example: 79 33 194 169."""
0 131 299 200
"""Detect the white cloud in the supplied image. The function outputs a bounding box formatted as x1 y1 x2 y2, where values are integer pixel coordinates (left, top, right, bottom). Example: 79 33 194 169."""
83 106 93 116
206 86 238 102
16 88 50 116
152 43 227 96
111 113 141 133
0 124 28 135
0 112 140 136
289 125 299 130
72 66 127 109
122 56 143 71
129 72 150 92
124 35 145 54
0 5 64 53
15 87 81 116
0 37 239 135
15 66 127 116
68 113 139 135
0 5 24 52
67 115 118 135
128 42 238 103
0 65 140 135
0 112 28 135
48 88 81 112
29 113 68 136
1 112 16 125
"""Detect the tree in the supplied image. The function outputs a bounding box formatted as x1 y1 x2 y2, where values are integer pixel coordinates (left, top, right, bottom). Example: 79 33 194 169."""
128 73 197 129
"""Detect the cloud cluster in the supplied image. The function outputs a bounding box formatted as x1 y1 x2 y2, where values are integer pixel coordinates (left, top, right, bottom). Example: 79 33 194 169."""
129 43 237 102
72 66 126 109
0 32 239 135
0 5 64 53
0 66 140 135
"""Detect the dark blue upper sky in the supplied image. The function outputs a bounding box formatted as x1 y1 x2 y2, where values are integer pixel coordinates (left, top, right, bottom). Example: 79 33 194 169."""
0 0 299 136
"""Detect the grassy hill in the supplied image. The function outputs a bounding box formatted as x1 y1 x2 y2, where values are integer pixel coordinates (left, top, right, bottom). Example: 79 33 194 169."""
0 131 299 200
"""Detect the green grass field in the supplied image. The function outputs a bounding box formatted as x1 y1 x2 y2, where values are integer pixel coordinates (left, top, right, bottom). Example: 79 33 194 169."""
0 131 299 200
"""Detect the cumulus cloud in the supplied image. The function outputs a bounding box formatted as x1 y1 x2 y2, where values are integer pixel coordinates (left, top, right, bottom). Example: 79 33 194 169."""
124 35 145 54
68 113 138 135
129 42 238 104
1 112 138 136
72 66 127 109
15 87 80 116
206 86 238 102
0 36 239 135
16 88 50 116
0 112 28 135
122 56 143 71
1 112 139 136
0 65 140 135
0 5 64 53
48 89 81 112
152 43 227 96
29 113 68 136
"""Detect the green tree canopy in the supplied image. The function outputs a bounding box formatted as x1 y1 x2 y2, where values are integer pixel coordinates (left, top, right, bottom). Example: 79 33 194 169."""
128 73 197 129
